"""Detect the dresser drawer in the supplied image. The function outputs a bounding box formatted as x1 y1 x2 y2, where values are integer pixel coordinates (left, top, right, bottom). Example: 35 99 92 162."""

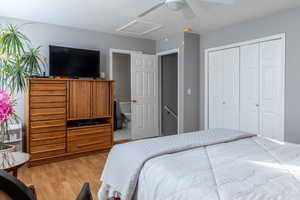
31 102 66 109
31 119 65 129
31 135 65 146
31 128 66 147
30 143 66 160
31 90 66 96
67 125 112 141
67 135 111 153
31 114 65 121
31 107 66 117
31 83 66 91
30 80 66 84
31 96 66 104
31 126 66 134
31 130 66 138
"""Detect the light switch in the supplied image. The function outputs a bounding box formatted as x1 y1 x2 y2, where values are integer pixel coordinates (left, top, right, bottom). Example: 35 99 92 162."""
187 88 192 95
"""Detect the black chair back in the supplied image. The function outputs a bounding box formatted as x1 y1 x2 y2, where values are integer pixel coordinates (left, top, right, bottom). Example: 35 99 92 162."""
0 170 36 200
76 183 92 200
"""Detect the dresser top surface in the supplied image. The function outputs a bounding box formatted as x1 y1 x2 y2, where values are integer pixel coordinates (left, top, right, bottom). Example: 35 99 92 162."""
27 78 114 82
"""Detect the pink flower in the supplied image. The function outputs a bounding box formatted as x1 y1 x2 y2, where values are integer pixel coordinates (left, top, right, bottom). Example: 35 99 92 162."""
0 89 14 124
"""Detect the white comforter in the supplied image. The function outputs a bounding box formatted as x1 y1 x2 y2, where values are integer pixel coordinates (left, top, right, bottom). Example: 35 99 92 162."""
137 137 300 200
99 129 300 200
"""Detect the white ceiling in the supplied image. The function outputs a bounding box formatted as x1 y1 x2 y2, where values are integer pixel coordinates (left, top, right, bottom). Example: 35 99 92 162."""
0 0 299 40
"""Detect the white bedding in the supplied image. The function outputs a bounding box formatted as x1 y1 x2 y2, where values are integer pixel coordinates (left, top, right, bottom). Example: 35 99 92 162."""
137 137 300 200
99 129 300 200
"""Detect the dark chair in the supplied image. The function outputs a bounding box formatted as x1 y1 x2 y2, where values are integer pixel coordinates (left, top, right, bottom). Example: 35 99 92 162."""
76 183 93 200
0 169 37 200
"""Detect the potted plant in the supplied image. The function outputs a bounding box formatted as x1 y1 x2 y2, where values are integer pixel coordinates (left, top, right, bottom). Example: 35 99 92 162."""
0 24 45 152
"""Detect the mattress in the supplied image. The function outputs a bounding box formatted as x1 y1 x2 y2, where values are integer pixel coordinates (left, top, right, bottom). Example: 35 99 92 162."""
137 137 300 200
99 129 300 200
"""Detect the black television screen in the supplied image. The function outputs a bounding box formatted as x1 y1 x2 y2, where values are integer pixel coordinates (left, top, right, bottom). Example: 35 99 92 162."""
49 45 100 78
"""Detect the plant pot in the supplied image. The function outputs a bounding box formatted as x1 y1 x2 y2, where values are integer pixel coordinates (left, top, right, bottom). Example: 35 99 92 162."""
0 145 15 153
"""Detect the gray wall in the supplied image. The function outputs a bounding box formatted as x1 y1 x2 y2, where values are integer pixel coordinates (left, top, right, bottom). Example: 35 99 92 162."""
156 33 184 53
156 32 200 133
199 7 300 143
184 32 200 132
0 16 155 120
112 53 131 102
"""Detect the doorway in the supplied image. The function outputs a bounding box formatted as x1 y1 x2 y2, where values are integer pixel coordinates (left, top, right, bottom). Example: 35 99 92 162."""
111 52 132 141
160 53 178 136
110 50 159 141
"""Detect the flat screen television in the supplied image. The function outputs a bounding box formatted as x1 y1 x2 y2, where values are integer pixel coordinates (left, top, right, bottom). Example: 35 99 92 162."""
49 45 100 78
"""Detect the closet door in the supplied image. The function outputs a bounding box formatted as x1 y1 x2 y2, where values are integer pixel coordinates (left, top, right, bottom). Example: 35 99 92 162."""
222 48 240 130
209 51 224 129
209 47 240 130
240 43 260 134
260 39 284 141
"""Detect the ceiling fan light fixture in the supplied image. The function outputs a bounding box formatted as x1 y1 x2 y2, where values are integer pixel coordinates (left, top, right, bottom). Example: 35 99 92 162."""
165 0 185 11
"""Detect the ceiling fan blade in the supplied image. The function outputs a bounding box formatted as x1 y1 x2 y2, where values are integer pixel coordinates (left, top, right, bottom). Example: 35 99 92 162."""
138 1 165 17
199 0 235 5
182 3 197 20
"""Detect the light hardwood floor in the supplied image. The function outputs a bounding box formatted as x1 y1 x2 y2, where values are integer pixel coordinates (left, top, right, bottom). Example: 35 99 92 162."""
18 152 108 200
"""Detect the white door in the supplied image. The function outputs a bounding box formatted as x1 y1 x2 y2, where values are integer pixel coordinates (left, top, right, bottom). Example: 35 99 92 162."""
260 39 284 141
209 50 224 129
131 53 159 139
209 47 240 130
240 43 260 134
222 48 240 130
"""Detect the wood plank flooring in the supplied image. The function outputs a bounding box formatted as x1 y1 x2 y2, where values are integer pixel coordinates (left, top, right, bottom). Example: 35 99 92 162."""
18 152 108 200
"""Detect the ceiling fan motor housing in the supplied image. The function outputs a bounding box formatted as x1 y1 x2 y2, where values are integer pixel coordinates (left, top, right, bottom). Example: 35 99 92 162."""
165 0 186 11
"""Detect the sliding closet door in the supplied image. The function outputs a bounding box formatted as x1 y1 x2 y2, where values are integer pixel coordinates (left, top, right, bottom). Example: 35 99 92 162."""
209 51 224 129
222 48 240 129
209 47 239 130
208 36 284 140
260 39 284 141
240 44 260 134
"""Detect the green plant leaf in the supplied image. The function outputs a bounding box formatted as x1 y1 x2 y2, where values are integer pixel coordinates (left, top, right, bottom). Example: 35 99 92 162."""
0 24 29 57
22 46 45 76
0 24 45 93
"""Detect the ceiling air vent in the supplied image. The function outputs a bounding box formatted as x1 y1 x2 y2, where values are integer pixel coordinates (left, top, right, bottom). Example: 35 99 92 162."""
117 20 163 36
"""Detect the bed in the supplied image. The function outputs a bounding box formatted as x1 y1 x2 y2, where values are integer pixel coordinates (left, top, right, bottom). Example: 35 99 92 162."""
99 129 300 200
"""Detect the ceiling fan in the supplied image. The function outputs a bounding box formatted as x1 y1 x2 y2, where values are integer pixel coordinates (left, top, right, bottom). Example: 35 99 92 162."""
138 0 235 19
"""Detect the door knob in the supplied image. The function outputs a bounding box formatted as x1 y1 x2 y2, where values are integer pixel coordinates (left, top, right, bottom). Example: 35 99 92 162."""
222 101 226 105
256 104 260 107
132 100 137 103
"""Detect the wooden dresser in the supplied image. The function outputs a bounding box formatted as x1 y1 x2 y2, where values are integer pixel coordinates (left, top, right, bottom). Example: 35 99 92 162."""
25 78 114 166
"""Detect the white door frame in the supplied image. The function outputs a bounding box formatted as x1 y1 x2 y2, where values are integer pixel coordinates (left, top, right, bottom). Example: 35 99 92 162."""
157 48 182 135
109 48 142 80
204 33 286 131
